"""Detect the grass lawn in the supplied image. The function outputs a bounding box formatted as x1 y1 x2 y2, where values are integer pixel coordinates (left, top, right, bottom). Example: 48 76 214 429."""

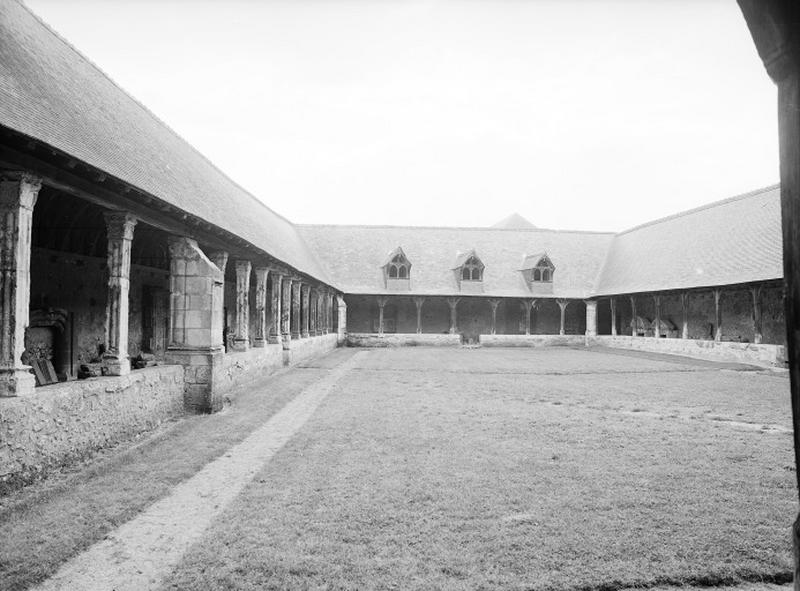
161 347 795 591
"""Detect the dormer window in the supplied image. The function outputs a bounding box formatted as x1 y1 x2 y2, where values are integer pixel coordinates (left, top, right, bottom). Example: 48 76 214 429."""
461 256 483 281
383 247 411 290
519 253 555 290
452 250 485 293
387 254 409 279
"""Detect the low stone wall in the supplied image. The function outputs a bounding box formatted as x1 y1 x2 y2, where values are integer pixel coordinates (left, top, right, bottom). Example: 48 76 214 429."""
594 335 787 367
217 334 339 395
347 333 462 347
0 365 184 492
480 334 588 348
290 333 340 364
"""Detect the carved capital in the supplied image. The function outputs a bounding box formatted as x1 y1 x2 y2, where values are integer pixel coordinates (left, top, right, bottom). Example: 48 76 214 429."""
0 172 42 211
103 212 137 242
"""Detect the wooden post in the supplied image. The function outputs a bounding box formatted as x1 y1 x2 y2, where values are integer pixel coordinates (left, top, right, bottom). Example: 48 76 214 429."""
557 299 569 336
738 4 800 586
680 292 689 340
714 288 722 343
488 299 500 335
610 297 617 337
530 299 538 334
630 295 637 337
585 299 597 337
752 284 763 344
447 297 460 335
413 296 425 334
653 294 661 339
376 296 388 335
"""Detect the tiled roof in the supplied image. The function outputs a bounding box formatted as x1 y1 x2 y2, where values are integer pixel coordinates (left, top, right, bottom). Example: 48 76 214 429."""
593 185 783 295
0 1 331 285
298 224 615 298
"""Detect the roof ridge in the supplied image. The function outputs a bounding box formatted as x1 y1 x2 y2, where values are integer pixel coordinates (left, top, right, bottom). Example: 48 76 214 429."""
297 223 616 235
615 184 780 237
18 0 298 230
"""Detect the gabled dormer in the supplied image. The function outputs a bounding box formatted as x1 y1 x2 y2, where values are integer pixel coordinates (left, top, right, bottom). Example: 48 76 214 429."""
519 252 555 293
452 249 485 293
382 247 411 290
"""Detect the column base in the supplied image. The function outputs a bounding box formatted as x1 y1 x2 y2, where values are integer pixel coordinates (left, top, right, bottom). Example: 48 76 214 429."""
253 339 267 348
281 333 291 351
301 330 310 338
268 333 282 345
231 339 249 352
165 346 225 413
102 356 130 377
0 368 35 397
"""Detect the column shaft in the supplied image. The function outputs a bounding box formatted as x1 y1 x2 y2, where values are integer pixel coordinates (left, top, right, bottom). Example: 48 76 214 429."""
232 260 251 351
610 297 617 336
302 284 311 338
281 276 291 349
291 280 301 339
0 173 40 396
585 299 597 337
102 212 137 376
253 267 268 347
269 273 282 345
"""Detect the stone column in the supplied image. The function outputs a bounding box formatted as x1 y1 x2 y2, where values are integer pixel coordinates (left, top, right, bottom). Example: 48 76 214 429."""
630 295 638 336
377 296 388 335
714 288 722 342
102 212 137 376
281 275 292 349
752 284 763 344
269 272 282 345
653 294 661 339
208 251 229 348
301 284 311 338
557 299 569 336
447 297 460 335
680 292 690 339
166 237 225 412
337 294 347 343
253 266 269 347
0 172 40 396
414 296 425 334
610 297 617 336
585 299 597 337
488 299 500 335
232 260 251 351
291 280 301 339
328 292 335 333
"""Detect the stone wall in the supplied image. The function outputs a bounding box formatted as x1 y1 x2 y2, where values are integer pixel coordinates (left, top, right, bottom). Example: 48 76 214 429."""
346 333 461 347
0 365 184 492
481 334 588 347
595 335 786 367
217 334 339 394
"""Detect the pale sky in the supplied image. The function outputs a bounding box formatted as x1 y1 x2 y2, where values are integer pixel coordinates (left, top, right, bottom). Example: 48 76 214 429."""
26 0 778 232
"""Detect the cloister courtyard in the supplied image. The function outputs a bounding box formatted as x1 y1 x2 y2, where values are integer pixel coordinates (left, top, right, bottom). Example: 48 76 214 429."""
0 346 794 591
